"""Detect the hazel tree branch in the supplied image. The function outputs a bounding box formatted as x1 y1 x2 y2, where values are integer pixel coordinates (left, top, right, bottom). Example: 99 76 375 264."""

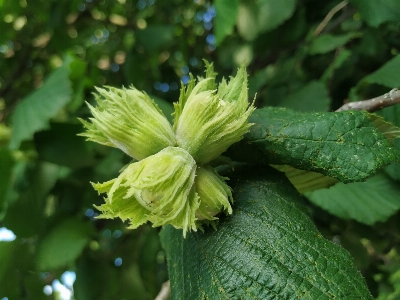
314 1 348 36
336 88 400 112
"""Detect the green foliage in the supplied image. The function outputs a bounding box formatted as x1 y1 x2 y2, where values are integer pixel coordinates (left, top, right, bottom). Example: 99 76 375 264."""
229 107 399 182
36 218 93 270
364 55 400 88
307 173 400 224
161 166 372 299
309 33 359 55
9 62 72 149
1 0 400 298
214 0 238 45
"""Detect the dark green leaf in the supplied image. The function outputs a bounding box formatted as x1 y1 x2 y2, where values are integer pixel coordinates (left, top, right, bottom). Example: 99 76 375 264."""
9 63 72 149
0 241 16 283
214 0 239 45
321 49 351 83
0 148 14 214
34 122 95 169
135 25 175 51
3 162 60 237
281 80 330 112
161 166 372 299
228 107 400 183
36 218 92 270
349 0 400 27
306 173 400 225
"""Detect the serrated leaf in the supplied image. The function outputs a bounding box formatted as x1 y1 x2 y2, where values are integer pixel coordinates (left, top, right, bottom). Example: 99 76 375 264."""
281 80 330 112
309 33 359 55
227 107 400 183
214 0 238 45
363 55 400 88
349 0 400 27
36 218 92 270
161 166 372 299
9 63 72 149
257 0 297 33
306 173 400 225
272 165 337 194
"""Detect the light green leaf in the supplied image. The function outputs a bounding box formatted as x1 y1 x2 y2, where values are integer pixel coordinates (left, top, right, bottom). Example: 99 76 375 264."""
306 173 400 225
36 218 92 270
9 63 72 149
281 80 330 112
257 0 297 33
364 55 400 88
214 0 239 45
272 165 337 194
236 2 259 41
309 33 359 55
349 0 400 27
227 107 400 183
369 114 400 142
161 166 372 299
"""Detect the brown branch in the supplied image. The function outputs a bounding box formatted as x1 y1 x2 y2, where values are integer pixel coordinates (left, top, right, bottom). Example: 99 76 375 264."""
314 1 348 36
335 88 400 112
155 280 170 300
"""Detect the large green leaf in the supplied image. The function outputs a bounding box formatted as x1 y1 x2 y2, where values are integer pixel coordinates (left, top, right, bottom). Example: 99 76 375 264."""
363 55 400 88
214 0 239 45
9 63 72 149
228 107 400 183
160 166 372 299
309 33 359 55
257 0 297 33
306 173 400 225
349 0 400 27
35 218 92 270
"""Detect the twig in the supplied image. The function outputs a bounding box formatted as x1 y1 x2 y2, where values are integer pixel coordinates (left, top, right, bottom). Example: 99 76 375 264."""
335 89 400 112
155 280 170 300
314 1 348 36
